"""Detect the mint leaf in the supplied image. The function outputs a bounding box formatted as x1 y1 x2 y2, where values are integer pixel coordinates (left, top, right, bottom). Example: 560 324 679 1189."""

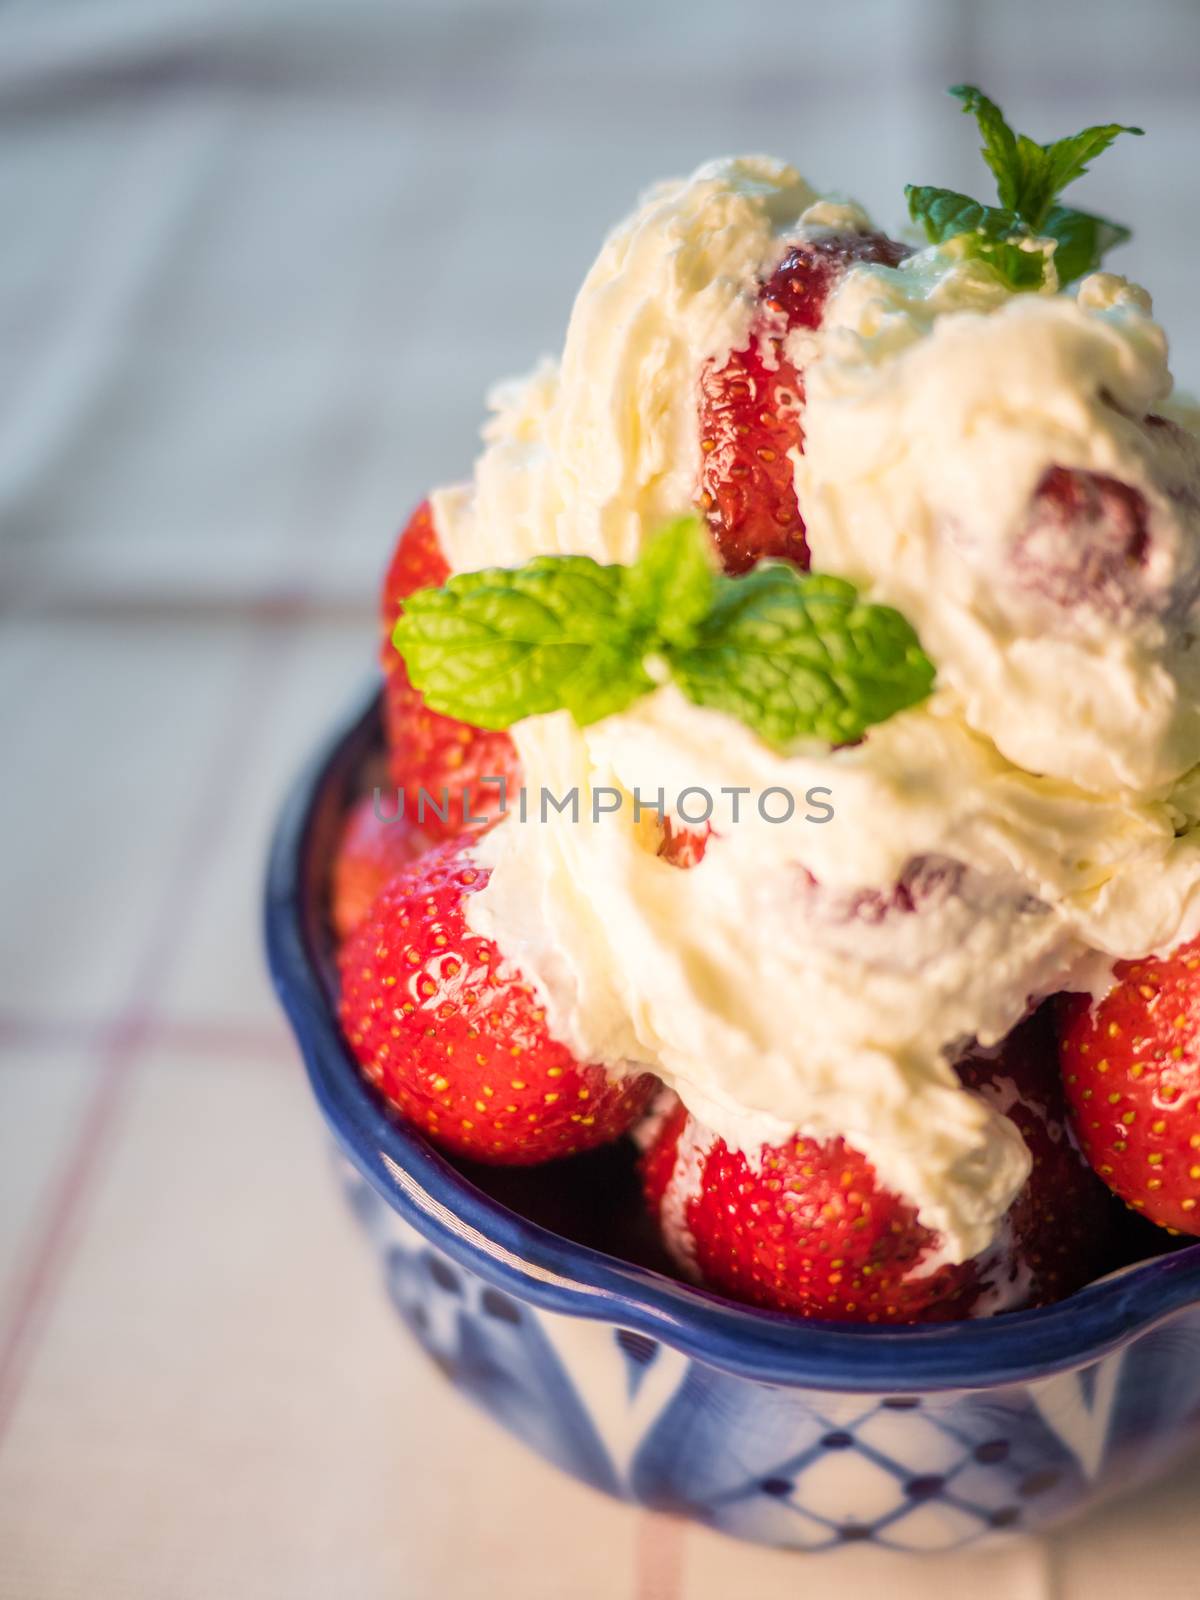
969 235 1048 290
1005 124 1141 231
949 84 1061 224
906 185 1017 245
948 87 1141 226
916 86 1142 287
906 187 1046 290
393 516 937 749
1008 135 1056 229
949 86 1023 210
395 556 653 729
668 568 936 747
1042 205 1132 287
1039 124 1143 222
621 515 715 647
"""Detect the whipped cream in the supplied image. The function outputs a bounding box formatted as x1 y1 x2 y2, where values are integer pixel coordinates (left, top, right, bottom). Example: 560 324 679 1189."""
799 253 1200 792
428 159 1200 1265
433 157 816 573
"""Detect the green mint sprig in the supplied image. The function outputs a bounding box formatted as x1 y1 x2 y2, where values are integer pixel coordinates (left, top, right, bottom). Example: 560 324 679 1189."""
392 517 935 749
906 84 1142 291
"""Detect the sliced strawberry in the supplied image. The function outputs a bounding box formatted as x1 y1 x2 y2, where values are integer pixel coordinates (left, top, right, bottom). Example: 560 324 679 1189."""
338 839 658 1165
330 795 429 942
1058 937 1200 1233
380 501 521 841
640 1009 1107 1322
698 231 908 574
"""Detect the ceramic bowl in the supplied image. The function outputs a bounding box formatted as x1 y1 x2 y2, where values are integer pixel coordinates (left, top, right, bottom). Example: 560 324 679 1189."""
265 687 1200 1554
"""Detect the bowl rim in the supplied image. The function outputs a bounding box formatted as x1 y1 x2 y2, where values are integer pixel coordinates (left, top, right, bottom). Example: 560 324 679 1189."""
265 684 1200 1393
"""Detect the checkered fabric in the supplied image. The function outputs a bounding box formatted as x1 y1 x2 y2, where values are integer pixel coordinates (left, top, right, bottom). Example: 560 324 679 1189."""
3 2 1200 1595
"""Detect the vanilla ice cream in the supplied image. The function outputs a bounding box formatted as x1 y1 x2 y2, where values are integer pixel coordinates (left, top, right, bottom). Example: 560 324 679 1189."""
425 157 1200 1264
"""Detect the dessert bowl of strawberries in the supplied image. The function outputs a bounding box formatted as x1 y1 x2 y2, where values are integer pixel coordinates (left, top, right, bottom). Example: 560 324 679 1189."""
266 88 1200 1552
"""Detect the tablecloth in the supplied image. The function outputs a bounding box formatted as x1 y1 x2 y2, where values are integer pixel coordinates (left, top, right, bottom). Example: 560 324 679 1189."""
3 2 1200 1594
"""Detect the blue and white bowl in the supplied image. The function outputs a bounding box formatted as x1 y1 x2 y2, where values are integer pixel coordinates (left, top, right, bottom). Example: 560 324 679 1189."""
265 689 1200 1554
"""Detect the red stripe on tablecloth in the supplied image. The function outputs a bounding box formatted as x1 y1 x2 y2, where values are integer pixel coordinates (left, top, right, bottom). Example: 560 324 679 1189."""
0 1010 294 1062
0 624 295 1444
0 1014 145 1439
634 1511 686 1600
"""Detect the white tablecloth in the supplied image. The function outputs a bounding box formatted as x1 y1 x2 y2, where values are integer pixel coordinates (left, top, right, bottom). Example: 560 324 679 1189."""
3 2 1199 1593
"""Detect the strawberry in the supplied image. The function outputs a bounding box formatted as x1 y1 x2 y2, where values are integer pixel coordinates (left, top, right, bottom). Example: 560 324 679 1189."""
1058 936 1200 1233
382 497 448 612
338 839 658 1164
697 231 908 574
330 795 429 942
640 1009 1108 1322
380 501 521 841
1012 465 1150 616
957 1023 1112 1299
657 817 711 869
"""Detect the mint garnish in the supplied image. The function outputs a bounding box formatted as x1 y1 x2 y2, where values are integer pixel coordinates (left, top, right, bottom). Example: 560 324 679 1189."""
394 550 654 730
393 517 935 749
904 187 1048 288
906 85 1142 290
669 566 936 747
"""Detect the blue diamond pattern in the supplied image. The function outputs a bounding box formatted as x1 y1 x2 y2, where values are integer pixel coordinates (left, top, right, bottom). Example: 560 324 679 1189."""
336 1159 1200 1553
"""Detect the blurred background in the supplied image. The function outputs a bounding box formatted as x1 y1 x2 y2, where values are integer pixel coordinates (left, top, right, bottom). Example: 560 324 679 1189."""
3 2 1200 1596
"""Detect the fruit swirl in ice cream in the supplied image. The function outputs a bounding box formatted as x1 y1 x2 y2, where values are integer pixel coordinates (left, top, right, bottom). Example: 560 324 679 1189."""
426 155 1200 1266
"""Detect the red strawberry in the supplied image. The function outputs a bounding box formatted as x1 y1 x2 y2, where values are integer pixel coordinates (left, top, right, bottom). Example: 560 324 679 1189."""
1058 936 1200 1233
381 497 448 613
657 817 711 869
380 501 521 841
697 231 908 574
330 796 429 941
640 1009 1107 1323
338 839 658 1164
957 1024 1112 1299
1012 466 1150 615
